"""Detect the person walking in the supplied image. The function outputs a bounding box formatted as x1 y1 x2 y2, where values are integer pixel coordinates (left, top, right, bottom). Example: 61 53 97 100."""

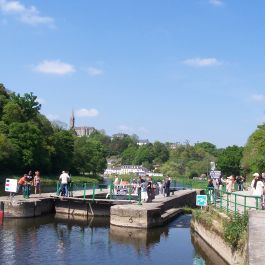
59 171 70 196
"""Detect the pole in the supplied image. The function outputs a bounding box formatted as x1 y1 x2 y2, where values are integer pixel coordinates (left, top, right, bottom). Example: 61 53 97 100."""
92 183 96 202
83 183 87 200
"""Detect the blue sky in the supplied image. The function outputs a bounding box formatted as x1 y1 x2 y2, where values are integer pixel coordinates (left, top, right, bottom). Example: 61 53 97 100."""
1 0 265 147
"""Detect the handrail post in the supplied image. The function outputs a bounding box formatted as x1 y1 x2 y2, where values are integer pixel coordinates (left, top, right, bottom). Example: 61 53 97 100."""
213 189 216 208
128 178 132 202
234 194 237 217
56 181 59 195
92 183 96 202
226 192 229 214
109 181 113 200
220 190 223 210
138 186 142 205
244 196 247 213
83 183 86 200
256 197 259 210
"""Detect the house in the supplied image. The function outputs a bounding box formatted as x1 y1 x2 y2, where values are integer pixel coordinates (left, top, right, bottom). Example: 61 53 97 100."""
137 139 150 146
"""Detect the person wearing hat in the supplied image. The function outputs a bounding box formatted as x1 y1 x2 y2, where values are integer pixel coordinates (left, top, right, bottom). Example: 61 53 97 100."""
251 173 264 196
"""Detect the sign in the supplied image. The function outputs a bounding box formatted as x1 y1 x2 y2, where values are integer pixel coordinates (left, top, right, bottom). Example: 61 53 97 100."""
209 170 221 179
5 179 18 193
196 195 208 207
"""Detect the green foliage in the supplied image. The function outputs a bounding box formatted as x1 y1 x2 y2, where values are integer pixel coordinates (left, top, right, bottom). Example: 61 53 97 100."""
161 142 216 178
241 124 265 173
73 137 107 175
223 213 248 249
217 145 243 176
0 83 107 176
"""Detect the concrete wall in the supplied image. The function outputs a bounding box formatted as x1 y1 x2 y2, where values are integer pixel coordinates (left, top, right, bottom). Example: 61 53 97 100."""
111 190 197 228
2 198 55 218
55 199 112 217
191 219 246 265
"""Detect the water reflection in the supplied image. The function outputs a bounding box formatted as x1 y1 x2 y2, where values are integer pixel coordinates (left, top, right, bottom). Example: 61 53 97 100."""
109 225 169 255
0 214 219 265
192 231 229 265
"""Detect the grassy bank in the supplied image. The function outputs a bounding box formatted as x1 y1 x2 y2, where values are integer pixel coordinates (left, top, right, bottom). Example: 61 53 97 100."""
193 207 248 251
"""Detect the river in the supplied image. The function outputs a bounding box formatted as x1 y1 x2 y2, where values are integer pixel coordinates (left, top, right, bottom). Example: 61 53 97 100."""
0 213 228 265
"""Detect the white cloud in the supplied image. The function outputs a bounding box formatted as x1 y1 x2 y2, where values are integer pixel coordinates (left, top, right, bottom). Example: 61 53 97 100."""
87 67 104 76
0 0 54 27
251 94 265 102
34 60 75 75
183 57 221 67
76 108 99 118
209 0 223 6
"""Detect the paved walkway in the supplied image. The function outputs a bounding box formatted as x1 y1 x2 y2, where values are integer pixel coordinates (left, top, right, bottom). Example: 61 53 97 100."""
248 211 265 265
210 189 262 214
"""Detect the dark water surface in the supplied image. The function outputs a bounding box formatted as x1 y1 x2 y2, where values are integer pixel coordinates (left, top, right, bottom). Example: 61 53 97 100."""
0 214 228 265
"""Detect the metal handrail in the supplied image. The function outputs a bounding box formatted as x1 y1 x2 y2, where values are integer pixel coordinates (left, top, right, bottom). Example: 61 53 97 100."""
205 187 263 215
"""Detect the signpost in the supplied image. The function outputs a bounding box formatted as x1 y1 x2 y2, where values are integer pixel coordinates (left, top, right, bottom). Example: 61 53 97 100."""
209 170 221 179
5 179 18 193
196 195 208 207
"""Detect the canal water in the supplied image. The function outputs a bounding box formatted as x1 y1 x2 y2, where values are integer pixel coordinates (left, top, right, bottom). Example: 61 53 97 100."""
0 214 227 265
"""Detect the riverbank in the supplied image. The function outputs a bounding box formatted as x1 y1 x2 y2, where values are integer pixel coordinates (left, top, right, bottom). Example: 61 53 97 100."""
191 207 248 265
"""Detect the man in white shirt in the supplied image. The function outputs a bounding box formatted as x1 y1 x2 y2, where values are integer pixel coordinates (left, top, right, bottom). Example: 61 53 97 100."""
59 171 70 196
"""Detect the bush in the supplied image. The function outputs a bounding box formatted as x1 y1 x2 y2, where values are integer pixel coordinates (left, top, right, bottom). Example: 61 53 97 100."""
223 213 248 249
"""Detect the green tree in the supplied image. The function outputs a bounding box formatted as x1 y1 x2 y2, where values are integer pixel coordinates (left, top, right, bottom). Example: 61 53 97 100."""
50 130 75 173
73 137 107 175
241 124 265 173
217 145 243 176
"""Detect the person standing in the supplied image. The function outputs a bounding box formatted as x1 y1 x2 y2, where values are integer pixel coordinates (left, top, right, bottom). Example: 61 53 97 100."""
146 177 153 202
236 176 244 191
251 173 264 196
17 174 29 195
165 176 171 197
34 171 41 195
59 171 70 196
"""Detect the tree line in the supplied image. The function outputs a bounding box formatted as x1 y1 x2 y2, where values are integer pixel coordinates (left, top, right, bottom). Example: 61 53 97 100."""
0 83 264 179
0 84 107 176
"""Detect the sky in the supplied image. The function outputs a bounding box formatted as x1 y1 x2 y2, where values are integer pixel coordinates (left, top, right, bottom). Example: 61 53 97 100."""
1 0 265 148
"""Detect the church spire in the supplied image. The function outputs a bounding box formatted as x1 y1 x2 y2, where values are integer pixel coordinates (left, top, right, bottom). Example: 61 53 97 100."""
70 110 75 129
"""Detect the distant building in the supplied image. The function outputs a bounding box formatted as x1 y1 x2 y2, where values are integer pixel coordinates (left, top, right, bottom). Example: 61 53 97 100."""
70 111 97 137
137 139 150 146
104 165 163 177
112 133 128 139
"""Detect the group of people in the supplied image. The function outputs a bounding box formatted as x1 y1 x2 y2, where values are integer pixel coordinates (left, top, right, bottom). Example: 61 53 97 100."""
17 170 41 196
113 175 172 203
207 172 265 197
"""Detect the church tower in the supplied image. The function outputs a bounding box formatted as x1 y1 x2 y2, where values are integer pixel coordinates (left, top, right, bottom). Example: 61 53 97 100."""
70 110 75 129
